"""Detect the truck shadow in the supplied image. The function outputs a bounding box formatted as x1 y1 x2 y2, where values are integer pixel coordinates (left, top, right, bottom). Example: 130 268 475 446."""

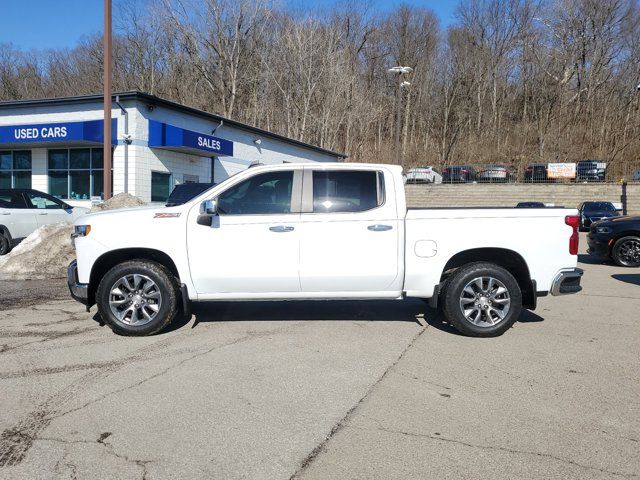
578 254 608 265
611 274 640 286
422 308 544 336
187 299 428 326
166 299 545 336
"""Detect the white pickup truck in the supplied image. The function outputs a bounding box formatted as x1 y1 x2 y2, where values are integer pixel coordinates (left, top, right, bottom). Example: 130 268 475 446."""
68 163 583 337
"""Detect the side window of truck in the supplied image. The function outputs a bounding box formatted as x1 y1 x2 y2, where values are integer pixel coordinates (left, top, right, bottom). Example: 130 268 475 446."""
217 171 294 215
312 170 383 213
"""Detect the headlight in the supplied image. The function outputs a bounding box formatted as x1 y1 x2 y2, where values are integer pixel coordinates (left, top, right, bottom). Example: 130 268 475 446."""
595 226 611 234
73 225 91 237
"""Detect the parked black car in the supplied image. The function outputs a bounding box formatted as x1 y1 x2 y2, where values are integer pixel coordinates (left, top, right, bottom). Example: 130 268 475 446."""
578 201 620 230
442 166 477 183
165 183 215 207
515 202 545 208
587 216 640 267
524 163 549 183
576 160 606 182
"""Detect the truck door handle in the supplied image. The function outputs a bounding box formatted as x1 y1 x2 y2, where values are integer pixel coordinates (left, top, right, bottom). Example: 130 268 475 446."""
38 212 48 215
368 224 392 231
0 212 10 215
269 225 295 232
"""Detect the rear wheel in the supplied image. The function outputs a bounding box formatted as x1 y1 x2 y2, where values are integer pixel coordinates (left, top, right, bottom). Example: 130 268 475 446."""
0 233 10 256
612 236 640 267
96 260 179 336
442 262 522 337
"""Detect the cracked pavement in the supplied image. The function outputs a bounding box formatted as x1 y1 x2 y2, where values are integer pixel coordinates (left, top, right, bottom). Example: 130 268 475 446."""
0 235 638 479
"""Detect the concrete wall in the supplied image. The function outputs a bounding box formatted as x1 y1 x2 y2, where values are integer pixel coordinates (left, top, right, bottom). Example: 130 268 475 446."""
405 183 640 214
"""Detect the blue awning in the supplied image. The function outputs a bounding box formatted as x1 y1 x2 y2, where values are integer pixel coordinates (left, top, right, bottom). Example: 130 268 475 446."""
148 120 233 157
0 119 117 147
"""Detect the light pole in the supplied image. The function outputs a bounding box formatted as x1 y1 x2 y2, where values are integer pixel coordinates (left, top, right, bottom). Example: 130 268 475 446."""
103 0 112 200
387 66 413 165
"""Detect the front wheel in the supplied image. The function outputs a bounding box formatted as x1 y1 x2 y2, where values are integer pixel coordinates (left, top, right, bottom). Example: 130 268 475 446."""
96 260 179 336
612 236 640 267
442 262 522 337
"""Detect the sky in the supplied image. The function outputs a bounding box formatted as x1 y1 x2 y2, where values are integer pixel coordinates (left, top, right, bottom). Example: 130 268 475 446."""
0 0 457 51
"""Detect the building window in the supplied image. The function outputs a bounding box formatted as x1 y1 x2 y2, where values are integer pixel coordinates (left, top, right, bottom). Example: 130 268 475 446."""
48 148 111 200
151 171 172 202
0 150 32 189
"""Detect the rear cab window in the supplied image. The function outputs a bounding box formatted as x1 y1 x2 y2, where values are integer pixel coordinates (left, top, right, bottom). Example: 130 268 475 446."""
311 170 384 213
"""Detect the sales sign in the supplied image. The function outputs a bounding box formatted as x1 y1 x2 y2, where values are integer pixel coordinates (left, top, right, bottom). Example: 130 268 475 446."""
148 120 234 157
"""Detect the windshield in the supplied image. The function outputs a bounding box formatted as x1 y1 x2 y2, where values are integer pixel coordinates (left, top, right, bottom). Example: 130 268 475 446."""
584 202 615 212
166 183 215 206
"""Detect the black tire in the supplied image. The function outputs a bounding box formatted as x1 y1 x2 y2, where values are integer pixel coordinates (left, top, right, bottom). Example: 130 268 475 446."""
441 262 522 337
0 233 10 256
612 236 640 267
96 260 180 336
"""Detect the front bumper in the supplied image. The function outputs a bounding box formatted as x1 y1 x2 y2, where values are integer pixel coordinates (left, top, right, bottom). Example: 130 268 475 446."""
550 268 583 296
67 260 89 305
587 232 612 257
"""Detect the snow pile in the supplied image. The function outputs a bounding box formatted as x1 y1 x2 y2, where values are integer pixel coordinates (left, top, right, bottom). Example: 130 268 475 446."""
0 223 74 279
0 193 147 280
91 192 146 212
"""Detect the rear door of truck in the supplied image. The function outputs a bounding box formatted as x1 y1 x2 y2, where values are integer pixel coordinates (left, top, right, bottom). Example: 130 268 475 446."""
298 166 403 295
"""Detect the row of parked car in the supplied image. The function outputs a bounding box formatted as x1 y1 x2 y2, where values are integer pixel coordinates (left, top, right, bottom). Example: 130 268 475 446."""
406 161 613 184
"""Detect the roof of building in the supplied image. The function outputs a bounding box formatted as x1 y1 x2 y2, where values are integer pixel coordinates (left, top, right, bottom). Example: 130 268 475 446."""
0 91 347 159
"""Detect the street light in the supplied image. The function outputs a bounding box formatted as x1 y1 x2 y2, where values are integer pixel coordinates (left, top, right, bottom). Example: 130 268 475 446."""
387 66 413 164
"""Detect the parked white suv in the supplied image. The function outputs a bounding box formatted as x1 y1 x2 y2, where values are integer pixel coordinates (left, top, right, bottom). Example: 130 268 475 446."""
69 163 583 338
0 189 89 255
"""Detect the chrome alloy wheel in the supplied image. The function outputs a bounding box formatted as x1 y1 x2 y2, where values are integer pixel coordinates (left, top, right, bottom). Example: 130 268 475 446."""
618 238 640 266
459 277 510 327
109 274 162 326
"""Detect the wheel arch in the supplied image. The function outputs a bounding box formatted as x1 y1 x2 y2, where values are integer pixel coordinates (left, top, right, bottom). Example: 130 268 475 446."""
0 224 13 240
439 248 535 308
611 231 640 246
88 248 180 306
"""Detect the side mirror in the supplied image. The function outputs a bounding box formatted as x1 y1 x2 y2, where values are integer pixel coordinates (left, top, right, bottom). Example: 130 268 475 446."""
197 199 219 226
201 199 218 215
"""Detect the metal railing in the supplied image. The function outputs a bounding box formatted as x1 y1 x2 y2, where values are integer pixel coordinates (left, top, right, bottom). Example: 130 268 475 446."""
404 162 640 185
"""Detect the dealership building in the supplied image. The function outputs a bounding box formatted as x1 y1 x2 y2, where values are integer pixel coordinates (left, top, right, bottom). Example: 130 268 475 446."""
0 91 345 205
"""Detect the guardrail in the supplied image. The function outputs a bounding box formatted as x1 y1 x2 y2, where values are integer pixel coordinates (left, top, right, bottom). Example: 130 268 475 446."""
404 163 640 185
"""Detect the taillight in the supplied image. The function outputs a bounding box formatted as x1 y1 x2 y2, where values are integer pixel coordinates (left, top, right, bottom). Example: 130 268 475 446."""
565 215 580 255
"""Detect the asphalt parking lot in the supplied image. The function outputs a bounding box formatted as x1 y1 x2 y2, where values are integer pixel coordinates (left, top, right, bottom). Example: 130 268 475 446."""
0 234 638 480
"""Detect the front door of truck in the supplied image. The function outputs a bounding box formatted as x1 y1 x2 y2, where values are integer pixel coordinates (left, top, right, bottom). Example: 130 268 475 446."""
298 168 402 294
188 169 302 296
